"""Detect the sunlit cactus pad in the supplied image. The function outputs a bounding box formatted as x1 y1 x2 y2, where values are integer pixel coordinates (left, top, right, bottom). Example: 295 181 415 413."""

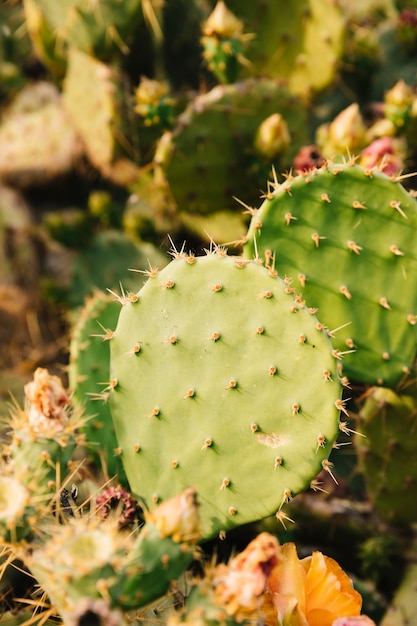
109 250 342 538
244 162 417 387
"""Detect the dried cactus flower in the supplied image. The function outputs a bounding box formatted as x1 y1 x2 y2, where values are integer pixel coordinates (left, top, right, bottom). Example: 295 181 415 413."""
95 486 140 528
213 532 281 621
24 367 71 435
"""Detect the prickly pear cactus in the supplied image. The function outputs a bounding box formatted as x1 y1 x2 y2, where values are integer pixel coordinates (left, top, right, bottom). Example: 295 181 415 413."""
153 78 309 219
0 81 82 188
218 0 345 97
109 248 343 538
355 385 417 526
68 291 126 482
62 48 137 179
243 162 417 387
23 0 144 73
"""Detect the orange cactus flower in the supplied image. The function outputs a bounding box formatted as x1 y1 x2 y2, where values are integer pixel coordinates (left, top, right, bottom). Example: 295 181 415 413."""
264 542 365 626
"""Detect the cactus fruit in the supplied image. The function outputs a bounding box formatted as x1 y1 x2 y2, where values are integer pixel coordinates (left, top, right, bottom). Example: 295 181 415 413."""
355 385 417 526
109 247 343 539
243 162 417 387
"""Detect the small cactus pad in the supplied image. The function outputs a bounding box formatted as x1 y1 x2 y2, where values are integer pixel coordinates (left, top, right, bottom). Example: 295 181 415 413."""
68 291 125 481
243 162 417 387
109 250 342 538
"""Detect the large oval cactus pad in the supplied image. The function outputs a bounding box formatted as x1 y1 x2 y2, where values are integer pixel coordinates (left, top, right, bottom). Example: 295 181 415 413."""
109 251 342 538
244 163 417 387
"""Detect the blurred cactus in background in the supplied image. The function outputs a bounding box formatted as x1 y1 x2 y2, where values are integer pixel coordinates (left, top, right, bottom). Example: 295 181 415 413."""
1 0 417 624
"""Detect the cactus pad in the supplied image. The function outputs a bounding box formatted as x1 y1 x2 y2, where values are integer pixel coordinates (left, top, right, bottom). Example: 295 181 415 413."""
68 291 125 481
109 249 342 538
243 162 417 387
356 385 417 526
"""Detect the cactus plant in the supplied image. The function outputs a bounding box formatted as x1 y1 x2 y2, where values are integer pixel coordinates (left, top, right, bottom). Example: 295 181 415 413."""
26 487 201 620
68 290 126 482
0 81 82 188
355 384 417 526
109 247 343 539
215 0 345 97
23 0 144 74
62 48 138 181
243 161 417 387
153 78 309 231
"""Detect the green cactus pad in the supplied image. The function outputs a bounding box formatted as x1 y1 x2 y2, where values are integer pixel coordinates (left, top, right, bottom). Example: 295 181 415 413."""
23 0 143 72
218 0 345 97
68 291 125 481
356 385 417 526
109 250 342 538
243 162 417 387
153 78 308 217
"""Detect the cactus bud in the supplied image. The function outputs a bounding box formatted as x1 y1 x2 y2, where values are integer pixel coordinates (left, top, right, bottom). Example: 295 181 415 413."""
202 1 243 39
145 487 201 543
254 113 291 159
327 103 367 153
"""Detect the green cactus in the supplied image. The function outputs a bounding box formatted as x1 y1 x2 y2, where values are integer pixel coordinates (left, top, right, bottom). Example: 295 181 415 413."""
62 48 138 180
68 229 168 308
379 559 417 625
23 0 144 74
4 368 84 496
201 1 253 85
215 0 345 98
243 161 417 388
68 290 126 482
109 248 343 539
355 384 417 526
27 487 201 619
153 78 309 231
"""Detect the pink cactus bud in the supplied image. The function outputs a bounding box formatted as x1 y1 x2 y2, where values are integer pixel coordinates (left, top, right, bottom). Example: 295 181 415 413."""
360 137 404 176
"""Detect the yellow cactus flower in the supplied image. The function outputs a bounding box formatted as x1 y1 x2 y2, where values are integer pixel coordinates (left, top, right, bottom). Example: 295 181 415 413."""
263 542 364 626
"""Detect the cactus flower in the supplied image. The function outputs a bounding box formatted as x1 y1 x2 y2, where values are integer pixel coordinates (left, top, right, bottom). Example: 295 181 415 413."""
24 367 70 435
213 532 281 621
263 542 363 626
